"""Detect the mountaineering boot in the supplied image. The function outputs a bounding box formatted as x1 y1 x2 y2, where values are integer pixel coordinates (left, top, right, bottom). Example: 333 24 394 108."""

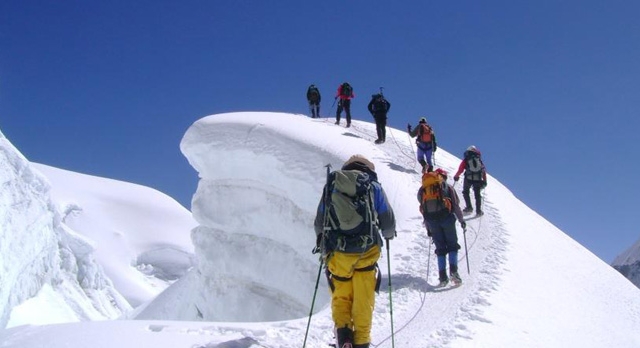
438 270 449 287
450 271 462 285
463 207 473 213
336 327 354 348
449 264 462 285
335 121 340 125
476 209 484 216
353 344 370 348
346 122 351 128
374 139 383 144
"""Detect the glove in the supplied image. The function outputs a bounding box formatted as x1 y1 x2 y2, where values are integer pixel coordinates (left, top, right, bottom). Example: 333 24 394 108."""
482 181 487 189
427 228 432 237
454 176 460 182
460 221 467 229
407 123 412 132
433 146 437 153
312 234 322 254
386 230 397 241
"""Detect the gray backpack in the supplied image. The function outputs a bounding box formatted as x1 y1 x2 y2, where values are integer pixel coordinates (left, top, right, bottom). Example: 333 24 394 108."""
323 170 378 253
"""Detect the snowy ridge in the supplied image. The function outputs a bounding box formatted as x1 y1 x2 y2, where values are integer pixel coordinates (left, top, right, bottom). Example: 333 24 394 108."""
181 112 640 346
0 113 639 347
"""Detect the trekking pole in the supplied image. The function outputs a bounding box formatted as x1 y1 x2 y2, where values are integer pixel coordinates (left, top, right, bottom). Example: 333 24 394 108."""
386 240 395 348
463 227 470 274
303 258 324 348
407 132 417 171
432 141 437 169
303 163 332 347
327 97 338 119
426 238 432 279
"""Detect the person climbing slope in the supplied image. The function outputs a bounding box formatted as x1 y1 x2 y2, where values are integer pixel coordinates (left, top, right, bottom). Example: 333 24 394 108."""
313 155 396 348
407 117 437 172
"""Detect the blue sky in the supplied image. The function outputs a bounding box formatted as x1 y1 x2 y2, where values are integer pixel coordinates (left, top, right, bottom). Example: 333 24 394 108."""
1 1 638 263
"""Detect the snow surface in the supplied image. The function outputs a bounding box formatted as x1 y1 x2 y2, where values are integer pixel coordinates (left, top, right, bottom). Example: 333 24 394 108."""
1 112 640 347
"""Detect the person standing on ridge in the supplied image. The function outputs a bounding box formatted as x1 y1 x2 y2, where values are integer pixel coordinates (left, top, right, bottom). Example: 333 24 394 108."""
367 93 390 144
313 155 396 348
418 168 466 287
407 117 437 172
307 84 321 118
335 82 354 127
453 145 487 216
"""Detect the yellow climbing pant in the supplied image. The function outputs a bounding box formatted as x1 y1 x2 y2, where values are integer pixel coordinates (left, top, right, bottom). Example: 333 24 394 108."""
327 245 380 345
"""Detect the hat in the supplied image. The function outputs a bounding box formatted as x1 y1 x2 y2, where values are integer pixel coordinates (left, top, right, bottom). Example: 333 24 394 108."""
467 145 477 152
342 154 375 171
419 117 427 123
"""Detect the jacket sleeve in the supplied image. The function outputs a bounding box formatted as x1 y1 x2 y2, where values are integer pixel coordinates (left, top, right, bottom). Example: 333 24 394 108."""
313 190 326 237
454 160 466 178
367 99 374 114
448 185 464 223
409 127 419 138
373 183 396 239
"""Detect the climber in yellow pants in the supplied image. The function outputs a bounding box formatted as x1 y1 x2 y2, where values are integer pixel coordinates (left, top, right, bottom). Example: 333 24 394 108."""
327 246 380 347
313 155 397 348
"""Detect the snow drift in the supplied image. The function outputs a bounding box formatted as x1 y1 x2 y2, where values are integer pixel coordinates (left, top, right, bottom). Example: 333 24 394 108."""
0 130 128 328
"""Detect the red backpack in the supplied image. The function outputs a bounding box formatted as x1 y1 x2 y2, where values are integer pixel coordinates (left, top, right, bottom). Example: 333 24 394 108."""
418 124 433 143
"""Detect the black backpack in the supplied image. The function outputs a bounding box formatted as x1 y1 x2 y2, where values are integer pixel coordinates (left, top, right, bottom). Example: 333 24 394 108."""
321 170 378 254
341 83 353 98
372 95 388 113
308 86 320 102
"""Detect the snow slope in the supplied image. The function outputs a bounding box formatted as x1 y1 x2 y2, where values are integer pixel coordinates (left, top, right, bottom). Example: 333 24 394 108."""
1 112 639 347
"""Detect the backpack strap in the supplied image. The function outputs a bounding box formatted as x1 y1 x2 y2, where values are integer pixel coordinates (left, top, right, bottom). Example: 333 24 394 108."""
325 263 381 293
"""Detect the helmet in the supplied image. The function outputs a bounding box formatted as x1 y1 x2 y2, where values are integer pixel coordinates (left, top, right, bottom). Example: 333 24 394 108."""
419 117 427 123
467 145 477 152
434 168 448 179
